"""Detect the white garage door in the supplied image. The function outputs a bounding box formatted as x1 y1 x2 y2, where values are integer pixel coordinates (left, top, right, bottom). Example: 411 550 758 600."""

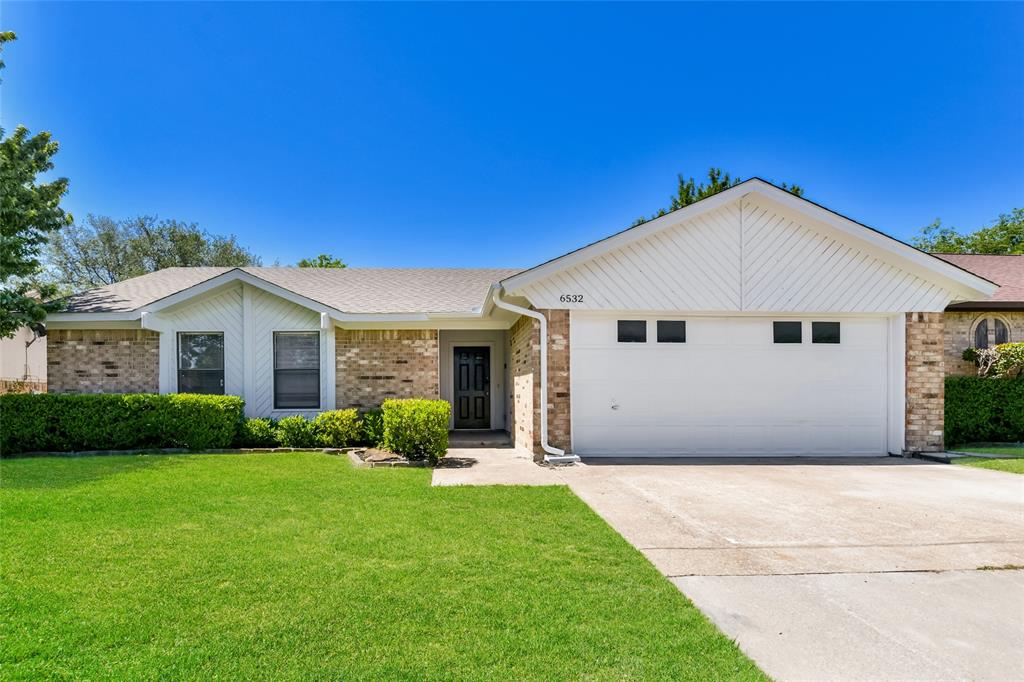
571 313 890 456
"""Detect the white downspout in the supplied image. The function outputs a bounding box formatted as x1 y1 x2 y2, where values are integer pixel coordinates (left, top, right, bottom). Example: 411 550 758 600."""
492 286 579 464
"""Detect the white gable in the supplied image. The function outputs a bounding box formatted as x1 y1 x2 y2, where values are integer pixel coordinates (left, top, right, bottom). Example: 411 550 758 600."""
508 183 995 313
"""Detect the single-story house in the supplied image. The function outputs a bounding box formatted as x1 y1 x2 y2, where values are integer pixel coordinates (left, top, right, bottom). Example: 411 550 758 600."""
931 254 1024 376
46 179 1000 460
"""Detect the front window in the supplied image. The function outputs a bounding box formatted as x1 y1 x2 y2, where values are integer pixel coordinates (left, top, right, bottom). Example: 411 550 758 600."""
274 332 320 409
973 317 1011 349
177 332 225 394
974 318 989 348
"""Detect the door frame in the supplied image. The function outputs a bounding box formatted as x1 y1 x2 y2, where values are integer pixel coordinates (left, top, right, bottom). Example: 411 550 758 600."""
441 338 501 430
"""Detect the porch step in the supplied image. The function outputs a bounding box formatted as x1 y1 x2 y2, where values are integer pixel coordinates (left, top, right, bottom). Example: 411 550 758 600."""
448 430 512 449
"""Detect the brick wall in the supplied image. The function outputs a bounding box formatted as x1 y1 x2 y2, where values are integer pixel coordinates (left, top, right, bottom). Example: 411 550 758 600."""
47 329 159 394
944 311 1024 376
507 310 571 459
508 315 537 452
542 309 572 454
335 329 439 410
905 312 945 453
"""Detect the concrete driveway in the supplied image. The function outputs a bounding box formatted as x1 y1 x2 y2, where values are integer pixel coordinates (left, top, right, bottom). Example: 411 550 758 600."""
556 458 1024 681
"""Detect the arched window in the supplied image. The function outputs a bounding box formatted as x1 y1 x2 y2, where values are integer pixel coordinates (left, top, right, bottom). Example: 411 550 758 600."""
995 318 1009 345
972 315 1013 349
974 318 989 348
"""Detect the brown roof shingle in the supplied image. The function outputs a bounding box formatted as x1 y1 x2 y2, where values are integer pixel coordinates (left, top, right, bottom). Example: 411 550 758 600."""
931 254 1024 305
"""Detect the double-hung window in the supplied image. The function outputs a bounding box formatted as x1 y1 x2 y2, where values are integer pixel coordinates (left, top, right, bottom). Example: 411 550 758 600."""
177 332 225 394
274 332 320 409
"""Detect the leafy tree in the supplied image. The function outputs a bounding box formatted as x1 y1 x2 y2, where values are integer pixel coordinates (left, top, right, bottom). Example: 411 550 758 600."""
634 168 804 226
0 31 73 338
912 208 1024 254
47 215 262 290
297 254 346 268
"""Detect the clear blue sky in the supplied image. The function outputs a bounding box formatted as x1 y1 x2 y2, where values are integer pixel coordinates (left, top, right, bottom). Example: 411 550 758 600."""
4 2 1022 268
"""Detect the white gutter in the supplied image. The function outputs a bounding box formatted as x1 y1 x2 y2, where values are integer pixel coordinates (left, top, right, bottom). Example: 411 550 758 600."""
492 286 579 464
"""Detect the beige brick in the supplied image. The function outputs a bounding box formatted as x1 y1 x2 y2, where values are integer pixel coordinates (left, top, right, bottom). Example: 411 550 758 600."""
905 312 944 453
47 329 159 394
507 309 571 461
335 329 438 409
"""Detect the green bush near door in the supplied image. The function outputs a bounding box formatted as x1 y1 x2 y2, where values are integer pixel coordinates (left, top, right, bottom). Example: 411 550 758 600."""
381 399 451 464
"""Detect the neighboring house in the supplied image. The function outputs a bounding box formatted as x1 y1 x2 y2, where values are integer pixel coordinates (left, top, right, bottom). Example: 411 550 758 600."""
931 254 1024 376
0 326 47 392
46 179 998 459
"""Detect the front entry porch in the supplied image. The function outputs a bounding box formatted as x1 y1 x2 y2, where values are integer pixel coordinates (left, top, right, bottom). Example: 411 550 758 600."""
438 329 508 433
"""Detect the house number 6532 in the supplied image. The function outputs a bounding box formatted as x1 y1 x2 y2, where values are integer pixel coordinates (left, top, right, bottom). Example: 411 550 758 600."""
559 294 584 303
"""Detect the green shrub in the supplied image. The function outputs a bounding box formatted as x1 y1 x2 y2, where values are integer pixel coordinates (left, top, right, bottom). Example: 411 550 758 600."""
275 415 318 448
313 409 361 448
993 342 1024 379
945 376 1024 446
236 417 279 447
0 393 245 455
381 398 451 464
360 408 384 446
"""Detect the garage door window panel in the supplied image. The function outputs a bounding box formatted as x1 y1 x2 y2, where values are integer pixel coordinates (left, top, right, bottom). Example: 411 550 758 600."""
617 320 647 343
657 320 686 343
812 321 841 344
773 321 802 344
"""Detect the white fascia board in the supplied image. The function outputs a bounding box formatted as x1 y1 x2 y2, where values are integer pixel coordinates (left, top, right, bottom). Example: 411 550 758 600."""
741 180 998 299
47 312 141 323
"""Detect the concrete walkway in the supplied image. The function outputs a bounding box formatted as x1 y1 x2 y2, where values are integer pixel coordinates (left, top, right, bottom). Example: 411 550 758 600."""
433 451 1024 681
432 446 562 486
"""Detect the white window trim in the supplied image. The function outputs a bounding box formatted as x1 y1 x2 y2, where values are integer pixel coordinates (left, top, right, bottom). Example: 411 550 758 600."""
175 331 226 394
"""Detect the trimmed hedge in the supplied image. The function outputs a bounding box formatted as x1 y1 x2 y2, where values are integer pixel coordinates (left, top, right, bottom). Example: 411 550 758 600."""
0 393 245 455
381 398 451 464
275 415 318 448
313 409 361 448
236 417 278 448
945 376 1024 446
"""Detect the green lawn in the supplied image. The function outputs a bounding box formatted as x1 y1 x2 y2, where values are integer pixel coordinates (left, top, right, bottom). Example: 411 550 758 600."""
1 453 764 680
952 444 1024 474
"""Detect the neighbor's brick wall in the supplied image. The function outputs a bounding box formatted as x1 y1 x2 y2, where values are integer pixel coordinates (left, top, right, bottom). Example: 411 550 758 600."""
944 311 1024 377
905 312 945 453
507 310 571 460
335 329 439 410
47 329 159 394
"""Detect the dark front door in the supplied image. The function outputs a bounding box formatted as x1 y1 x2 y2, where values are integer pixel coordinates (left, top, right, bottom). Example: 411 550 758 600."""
454 347 490 429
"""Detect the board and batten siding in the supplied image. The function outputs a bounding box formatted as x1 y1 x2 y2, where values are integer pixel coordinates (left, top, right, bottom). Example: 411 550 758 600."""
153 282 336 417
513 193 958 313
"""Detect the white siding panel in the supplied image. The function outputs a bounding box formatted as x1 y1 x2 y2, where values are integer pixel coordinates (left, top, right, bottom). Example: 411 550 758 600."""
519 203 743 311
161 284 245 396
250 287 322 419
517 194 956 313
740 196 957 313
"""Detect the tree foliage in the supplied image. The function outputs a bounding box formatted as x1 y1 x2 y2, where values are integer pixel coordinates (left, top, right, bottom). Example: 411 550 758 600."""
912 208 1024 254
297 253 346 268
47 215 262 290
0 31 73 337
634 168 804 226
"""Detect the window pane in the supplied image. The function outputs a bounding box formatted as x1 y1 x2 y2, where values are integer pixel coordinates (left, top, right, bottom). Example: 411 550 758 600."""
275 370 319 409
178 333 224 370
275 332 319 369
995 319 1009 345
178 370 224 395
974 319 989 349
657 320 686 343
773 321 802 344
617 320 647 343
812 321 841 344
